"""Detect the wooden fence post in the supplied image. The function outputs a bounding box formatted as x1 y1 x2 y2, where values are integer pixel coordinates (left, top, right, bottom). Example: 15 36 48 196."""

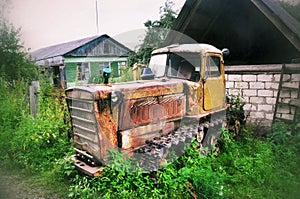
30 81 40 117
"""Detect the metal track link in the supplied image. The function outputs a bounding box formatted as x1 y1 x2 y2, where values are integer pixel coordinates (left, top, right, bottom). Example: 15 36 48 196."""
135 116 225 171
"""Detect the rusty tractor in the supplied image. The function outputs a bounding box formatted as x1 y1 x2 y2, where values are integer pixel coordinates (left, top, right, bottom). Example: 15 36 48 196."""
65 43 229 175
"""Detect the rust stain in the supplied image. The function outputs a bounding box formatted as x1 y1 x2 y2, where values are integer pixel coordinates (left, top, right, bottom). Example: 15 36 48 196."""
119 122 175 150
94 99 118 160
119 93 185 130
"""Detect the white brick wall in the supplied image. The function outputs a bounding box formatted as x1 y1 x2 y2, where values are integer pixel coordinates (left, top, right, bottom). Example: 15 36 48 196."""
225 64 300 127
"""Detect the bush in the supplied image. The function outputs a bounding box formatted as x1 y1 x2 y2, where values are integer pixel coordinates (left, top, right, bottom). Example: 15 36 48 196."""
0 82 72 172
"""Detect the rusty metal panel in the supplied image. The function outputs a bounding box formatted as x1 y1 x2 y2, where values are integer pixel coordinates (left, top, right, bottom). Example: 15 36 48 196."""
66 95 102 161
94 100 118 161
184 81 203 115
119 122 175 150
118 80 184 99
119 93 185 130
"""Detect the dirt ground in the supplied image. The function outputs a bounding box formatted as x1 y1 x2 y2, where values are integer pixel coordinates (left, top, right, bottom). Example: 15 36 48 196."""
0 169 61 199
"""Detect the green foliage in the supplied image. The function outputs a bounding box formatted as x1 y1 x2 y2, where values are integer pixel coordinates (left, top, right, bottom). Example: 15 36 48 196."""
0 81 72 172
114 66 134 82
267 121 291 144
87 73 102 84
0 78 29 165
226 93 247 137
129 0 178 65
0 21 37 82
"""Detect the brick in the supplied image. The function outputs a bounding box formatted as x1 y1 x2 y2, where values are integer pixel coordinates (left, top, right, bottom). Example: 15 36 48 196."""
281 113 294 120
291 90 299 98
243 96 250 103
280 90 291 98
259 120 272 127
242 75 257 82
250 82 264 89
265 82 279 90
226 81 234 89
281 98 291 103
283 74 291 81
282 82 299 89
243 89 257 96
227 74 242 81
250 97 265 104
273 74 281 82
291 74 300 81
235 82 249 89
277 106 290 114
258 104 273 112
265 113 274 120
266 97 276 105
250 111 265 119
291 107 296 115
227 88 240 96
258 90 273 97
244 104 257 111
258 74 272 82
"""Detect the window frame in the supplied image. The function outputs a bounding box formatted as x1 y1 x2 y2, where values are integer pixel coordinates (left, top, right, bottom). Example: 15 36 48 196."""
205 55 221 77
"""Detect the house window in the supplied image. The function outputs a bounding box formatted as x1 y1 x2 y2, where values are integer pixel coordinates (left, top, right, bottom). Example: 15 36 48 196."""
77 63 90 81
99 62 109 74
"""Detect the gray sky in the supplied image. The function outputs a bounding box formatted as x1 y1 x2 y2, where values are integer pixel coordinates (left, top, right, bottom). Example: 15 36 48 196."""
7 0 185 51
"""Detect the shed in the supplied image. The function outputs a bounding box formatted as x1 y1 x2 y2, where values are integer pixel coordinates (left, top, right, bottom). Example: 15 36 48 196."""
32 34 131 88
165 0 300 65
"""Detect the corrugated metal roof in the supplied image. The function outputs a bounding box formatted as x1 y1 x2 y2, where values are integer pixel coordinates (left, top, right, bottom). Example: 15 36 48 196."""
31 35 101 61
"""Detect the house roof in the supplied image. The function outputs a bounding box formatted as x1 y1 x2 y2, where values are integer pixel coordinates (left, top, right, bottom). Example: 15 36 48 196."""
32 35 99 61
165 0 300 64
31 34 131 61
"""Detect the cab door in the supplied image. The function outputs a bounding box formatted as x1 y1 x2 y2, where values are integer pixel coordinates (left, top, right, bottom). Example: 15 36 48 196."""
203 54 226 111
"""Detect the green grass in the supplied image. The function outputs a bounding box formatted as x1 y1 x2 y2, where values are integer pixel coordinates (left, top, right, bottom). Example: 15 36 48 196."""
0 79 299 198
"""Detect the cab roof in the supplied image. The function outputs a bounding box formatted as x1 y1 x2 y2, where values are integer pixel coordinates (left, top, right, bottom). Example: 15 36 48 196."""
151 43 222 55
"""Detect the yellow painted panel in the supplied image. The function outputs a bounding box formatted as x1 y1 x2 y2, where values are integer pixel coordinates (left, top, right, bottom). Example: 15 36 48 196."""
204 77 225 110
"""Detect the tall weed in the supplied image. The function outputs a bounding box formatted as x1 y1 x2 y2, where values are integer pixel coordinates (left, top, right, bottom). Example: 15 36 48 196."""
0 81 72 172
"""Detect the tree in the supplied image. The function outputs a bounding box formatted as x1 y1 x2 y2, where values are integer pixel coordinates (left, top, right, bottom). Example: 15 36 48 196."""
128 0 178 66
0 20 37 83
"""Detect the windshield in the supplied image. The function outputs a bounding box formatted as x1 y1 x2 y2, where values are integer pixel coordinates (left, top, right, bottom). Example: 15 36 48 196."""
148 52 201 82
148 54 167 77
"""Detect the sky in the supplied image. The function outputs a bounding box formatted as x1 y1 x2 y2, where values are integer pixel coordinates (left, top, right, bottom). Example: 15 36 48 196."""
6 0 185 51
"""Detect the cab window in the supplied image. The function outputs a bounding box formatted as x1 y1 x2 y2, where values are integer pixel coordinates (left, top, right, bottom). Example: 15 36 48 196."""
167 53 201 82
206 56 221 77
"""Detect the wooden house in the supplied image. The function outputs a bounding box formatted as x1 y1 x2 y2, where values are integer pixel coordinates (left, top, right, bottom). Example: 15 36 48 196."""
32 34 131 88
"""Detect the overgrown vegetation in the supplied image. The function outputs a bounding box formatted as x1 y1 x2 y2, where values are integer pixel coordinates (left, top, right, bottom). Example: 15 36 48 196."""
0 80 299 198
1 1 299 198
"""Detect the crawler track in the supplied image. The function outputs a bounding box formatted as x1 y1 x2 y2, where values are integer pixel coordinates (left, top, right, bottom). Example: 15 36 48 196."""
134 115 225 171
73 113 225 174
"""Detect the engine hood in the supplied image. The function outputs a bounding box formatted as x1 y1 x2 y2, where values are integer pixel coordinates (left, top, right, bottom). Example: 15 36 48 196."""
66 79 185 100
